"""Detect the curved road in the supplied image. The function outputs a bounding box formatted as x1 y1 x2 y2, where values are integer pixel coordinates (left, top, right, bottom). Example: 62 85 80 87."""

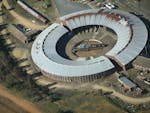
93 85 150 104
53 83 150 104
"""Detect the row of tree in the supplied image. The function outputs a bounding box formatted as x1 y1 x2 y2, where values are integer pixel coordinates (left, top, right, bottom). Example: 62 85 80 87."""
0 36 62 102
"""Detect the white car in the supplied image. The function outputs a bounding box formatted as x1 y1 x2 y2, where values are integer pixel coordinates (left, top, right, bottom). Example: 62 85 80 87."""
104 3 116 9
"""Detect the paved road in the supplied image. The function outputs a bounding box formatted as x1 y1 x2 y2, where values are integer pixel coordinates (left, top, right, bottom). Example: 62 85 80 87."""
54 0 90 16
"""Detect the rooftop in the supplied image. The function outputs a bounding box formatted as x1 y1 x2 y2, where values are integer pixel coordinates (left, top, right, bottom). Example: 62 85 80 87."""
119 76 137 88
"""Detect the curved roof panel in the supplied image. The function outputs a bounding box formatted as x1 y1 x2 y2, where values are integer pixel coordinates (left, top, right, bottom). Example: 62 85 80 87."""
31 9 148 77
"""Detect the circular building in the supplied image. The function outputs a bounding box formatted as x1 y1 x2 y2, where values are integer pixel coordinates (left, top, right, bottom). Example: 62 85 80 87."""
31 9 148 82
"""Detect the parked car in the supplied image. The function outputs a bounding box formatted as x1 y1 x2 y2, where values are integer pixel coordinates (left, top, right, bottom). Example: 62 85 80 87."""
104 2 116 9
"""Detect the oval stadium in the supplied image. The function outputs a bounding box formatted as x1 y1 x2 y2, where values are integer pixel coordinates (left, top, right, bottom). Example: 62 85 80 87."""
31 8 148 82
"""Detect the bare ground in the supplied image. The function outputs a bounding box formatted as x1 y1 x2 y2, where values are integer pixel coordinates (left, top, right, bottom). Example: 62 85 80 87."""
46 81 150 104
0 85 43 113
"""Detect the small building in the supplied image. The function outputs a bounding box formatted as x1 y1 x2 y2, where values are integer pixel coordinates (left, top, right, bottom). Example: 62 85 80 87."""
118 76 137 91
115 72 122 78
7 24 28 44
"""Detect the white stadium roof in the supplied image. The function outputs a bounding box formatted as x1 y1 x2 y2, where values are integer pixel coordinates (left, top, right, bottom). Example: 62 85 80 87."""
31 8 148 77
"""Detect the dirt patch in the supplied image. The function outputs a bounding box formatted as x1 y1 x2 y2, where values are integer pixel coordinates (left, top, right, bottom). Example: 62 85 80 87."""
0 95 28 113
11 48 27 59
0 85 43 113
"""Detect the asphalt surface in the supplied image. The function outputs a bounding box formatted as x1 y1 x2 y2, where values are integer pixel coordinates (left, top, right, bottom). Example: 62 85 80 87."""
114 0 150 19
54 0 90 16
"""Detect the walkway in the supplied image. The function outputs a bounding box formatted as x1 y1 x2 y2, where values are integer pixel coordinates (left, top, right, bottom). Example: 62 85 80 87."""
50 83 150 104
93 85 150 104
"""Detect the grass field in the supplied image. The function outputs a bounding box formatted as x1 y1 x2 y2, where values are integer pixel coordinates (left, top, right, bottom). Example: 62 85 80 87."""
37 91 127 113
25 0 57 20
137 111 150 113
58 91 127 113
